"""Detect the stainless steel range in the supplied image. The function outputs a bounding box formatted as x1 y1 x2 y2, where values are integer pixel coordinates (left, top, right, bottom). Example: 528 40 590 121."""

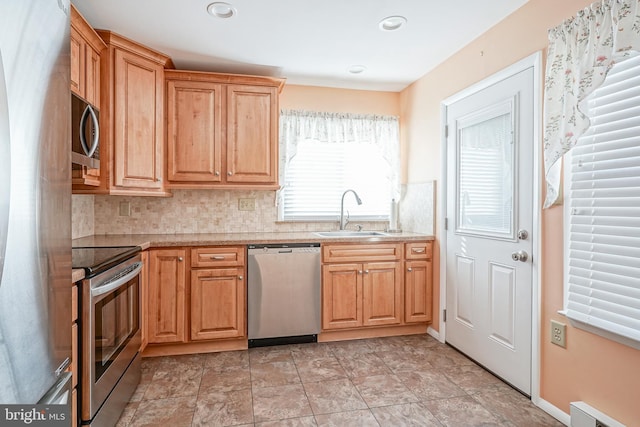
72 246 143 427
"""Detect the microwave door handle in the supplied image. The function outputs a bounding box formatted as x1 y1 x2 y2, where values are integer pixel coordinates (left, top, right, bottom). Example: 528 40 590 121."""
91 262 143 298
79 104 99 158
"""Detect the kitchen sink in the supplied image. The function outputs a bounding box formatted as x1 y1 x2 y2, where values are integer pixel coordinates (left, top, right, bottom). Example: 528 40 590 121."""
313 231 388 237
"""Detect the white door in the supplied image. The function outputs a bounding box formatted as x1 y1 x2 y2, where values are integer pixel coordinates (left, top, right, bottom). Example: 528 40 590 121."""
445 66 534 395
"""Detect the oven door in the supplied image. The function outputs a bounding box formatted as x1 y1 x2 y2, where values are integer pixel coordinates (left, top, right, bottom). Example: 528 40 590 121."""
81 255 142 421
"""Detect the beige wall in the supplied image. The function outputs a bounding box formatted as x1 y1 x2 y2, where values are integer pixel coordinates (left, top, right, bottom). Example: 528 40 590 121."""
280 85 400 116
400 0 640 424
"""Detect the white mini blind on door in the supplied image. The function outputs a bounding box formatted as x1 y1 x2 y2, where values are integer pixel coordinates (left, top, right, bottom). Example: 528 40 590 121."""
566 53 640 345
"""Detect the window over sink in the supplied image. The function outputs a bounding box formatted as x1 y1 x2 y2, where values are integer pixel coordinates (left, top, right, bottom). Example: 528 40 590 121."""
278 110 400 222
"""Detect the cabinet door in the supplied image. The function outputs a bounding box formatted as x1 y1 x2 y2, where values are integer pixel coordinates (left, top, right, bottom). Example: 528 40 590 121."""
226 85 278 184
166 80 223 183
148 249 187 343
85 46 101 107
113 48 164 190
70 27 84 98
362 261 402 327
405 260 433 323
322 263 362 330
191 267 245 341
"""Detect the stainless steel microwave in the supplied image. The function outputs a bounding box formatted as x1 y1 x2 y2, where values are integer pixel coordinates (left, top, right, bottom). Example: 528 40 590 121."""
71 93 100 168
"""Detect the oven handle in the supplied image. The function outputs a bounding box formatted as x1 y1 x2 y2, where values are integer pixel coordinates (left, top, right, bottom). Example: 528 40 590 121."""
91 262 143 298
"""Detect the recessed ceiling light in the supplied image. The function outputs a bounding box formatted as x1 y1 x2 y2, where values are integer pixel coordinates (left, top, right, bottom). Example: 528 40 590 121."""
348 65 367 75
379 15 407 31
207 2 236 19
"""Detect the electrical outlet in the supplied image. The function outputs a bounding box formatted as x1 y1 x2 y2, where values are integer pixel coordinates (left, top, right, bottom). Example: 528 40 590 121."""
551 320 566 348
238 198 255 211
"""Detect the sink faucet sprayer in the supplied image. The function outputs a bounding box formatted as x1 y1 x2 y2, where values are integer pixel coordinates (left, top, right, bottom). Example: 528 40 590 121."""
339 189 362 230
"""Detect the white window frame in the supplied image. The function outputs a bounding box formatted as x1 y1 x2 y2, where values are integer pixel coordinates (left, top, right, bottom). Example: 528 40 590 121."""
561 54 640 350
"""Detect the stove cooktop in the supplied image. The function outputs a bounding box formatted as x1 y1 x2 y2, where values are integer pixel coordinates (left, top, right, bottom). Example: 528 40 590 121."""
72 246 141 276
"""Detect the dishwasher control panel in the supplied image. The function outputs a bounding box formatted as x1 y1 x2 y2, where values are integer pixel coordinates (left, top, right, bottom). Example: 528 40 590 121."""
248 243 320 255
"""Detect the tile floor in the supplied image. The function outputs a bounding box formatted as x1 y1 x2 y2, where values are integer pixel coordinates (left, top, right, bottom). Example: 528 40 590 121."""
116 334 563 426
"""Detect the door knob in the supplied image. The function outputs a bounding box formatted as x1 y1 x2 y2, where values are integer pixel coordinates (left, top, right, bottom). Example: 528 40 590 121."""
511 250 528 262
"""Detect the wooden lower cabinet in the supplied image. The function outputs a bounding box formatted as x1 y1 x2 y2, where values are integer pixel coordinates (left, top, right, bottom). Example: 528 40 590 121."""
140 251 149 351
71 283 78 427
321 241 432 335
191 267 245 340
321 243 403 332
145 246 246 354
322 260 402 330
147 249 187 344
362 262 403 327
405 259 433 323
322 263 361 330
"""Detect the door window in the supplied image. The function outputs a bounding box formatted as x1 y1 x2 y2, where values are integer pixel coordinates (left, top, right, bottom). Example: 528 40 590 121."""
456 99 516 239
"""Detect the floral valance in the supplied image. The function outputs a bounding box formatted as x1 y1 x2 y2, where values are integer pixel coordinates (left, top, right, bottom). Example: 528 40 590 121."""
543 0 640 208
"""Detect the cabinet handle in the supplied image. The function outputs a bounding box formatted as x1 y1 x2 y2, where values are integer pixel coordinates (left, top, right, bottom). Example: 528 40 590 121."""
228 171 233 176
364 270 369 274
412 248 425 253
178 257 183 262
238 275 243 280
215 171 220 176
358 270 363 275
407 267 413 272
211 256 225 260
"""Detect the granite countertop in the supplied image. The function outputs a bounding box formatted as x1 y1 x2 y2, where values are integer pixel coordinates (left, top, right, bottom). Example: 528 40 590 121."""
72 231 434 250
71 231 434 283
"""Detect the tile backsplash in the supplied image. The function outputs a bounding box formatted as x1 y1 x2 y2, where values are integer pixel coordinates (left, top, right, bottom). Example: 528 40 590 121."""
73 182 435 236
72 195 95 239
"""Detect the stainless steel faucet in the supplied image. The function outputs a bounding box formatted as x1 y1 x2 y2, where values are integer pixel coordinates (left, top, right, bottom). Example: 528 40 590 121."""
339 189 362 230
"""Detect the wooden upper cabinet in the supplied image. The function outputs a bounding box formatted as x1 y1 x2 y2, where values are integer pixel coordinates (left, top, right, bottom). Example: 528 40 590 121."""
95 31 173 196
71 6 105 190
166 76 223 183
70 26 84 97
165 71 284 189
112 48 165 190
70 5 105 106
226 84 278 184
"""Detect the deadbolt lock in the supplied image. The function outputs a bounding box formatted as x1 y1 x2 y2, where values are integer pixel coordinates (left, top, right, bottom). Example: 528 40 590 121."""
517 229 529 240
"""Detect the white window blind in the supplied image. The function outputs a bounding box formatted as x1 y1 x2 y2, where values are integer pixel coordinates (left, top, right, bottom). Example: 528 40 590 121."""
565 53 640 346
457 103 514 236
283 140 391 221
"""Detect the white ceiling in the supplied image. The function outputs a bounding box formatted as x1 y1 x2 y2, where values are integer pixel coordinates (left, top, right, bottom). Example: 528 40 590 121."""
73 0 528 92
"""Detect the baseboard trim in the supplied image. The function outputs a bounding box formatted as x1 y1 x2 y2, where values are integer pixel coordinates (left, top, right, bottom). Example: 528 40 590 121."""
534 397 570 426
427 326 443 342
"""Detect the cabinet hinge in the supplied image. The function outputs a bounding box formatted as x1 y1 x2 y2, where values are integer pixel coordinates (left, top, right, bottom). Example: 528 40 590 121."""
445 125 449 138
443 309 447 322
444 218 448 231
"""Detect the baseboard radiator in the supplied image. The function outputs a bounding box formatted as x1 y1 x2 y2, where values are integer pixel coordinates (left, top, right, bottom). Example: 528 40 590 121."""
570 402 625 427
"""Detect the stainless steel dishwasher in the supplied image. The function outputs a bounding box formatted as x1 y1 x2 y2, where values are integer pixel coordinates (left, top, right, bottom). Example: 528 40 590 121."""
247 243 321 347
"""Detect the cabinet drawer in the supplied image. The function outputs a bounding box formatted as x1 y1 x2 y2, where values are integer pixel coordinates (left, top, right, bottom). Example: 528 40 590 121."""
405 242 433 260
191 246 245 267
323 243 402 263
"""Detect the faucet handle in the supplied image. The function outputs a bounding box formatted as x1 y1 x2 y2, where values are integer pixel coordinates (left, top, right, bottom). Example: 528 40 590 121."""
356 224 363 231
